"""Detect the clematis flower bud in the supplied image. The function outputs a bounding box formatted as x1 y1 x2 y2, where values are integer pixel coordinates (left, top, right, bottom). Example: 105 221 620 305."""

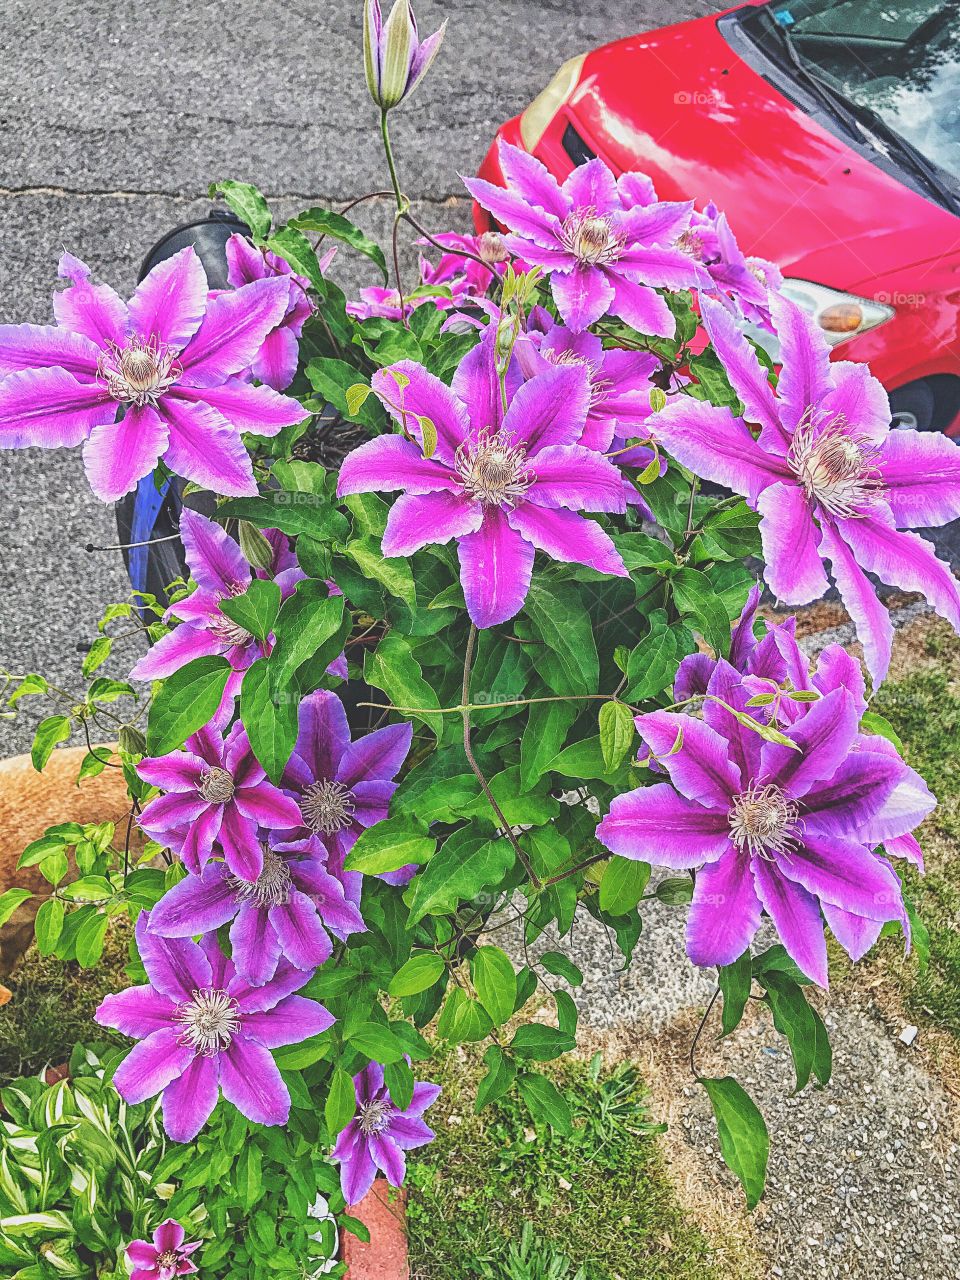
238 519 275 572
478 230 509 266
363 0 446 112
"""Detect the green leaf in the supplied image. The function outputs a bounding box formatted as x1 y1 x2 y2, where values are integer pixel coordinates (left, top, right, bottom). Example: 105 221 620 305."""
385 1058 415 1111
31 716 71 771
344 816 435 875
0 888 31 927
82 635 112 677
624 617 679 701
718 950 752 1037
387 953 445 998
344 537 416 607
436 987 492 1043
476 1045 516 1111
365 633 443 739
306 358 386 428
539 952 583 987
146 656 231 756
267 226 326 292
699 1076 769 1209
691 501 761 562
860 710 903 752
761 971 819 1092
270 583 345 694
599 701 634 772
517 1072 572 1134
670 567 731 656
240 659 299 785
235 1142 263 1212
74 912 108 968
33 897 64 955
219 579 281 645
324 1066 357 1140
404 835 513 925
348 1021 407 1064
217 494 349 544
599 857 651 915
289 207 389 282
340 1214 371 1245
509 1025 576 1061
209 180 272 239
546 736 632 785
524 580 598 697
520 700 577 791
472 946 517 1025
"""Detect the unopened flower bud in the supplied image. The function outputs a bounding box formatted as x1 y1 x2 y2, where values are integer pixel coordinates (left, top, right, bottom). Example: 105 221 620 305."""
118 724 146 756
238 520 274 572
478 231 509 266
364 0 446 112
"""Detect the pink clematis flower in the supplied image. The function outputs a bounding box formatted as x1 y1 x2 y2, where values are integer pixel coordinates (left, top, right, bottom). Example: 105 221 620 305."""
148 834 365 986
651 294 960 685
138 718 303 881
97 917 333 1141
337 338 629 628
125 1219 201 1280
224 234 334 391
332 1061 440 1205
0 248 304 500
463 144 709 333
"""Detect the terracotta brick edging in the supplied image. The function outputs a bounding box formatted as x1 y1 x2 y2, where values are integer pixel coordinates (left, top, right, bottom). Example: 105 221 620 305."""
340 1181 409 1279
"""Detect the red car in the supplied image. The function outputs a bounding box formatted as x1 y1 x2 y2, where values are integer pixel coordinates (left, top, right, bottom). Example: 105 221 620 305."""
475 0 960 435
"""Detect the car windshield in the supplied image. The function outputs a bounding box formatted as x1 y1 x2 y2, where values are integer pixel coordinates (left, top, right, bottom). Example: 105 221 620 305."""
768 0 960 185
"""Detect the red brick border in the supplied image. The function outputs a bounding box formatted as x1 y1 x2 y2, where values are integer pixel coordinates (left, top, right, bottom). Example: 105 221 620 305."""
340 1180 409 1279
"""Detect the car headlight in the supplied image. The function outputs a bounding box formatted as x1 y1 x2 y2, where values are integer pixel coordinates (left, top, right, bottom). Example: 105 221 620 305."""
780 279 895 347
519 54 588 152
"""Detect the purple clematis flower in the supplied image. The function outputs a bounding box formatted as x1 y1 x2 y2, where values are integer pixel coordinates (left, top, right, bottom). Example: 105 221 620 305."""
224 234 333 391
418 229 522 303
125 1219 201 1280
596 659 934 986
337 340 628 628
283 690 414 885
96 916 333 1141
464 145 709 333
332 1061 440 1205
0 248 304 501
138 718 302 881
651 294 960 685
674 201 782 331
148 835 365 986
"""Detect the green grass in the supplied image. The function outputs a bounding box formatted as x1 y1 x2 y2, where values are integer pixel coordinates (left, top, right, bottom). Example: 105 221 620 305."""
0 922 129 1085
874 622 960 1032
406 1049 743 1280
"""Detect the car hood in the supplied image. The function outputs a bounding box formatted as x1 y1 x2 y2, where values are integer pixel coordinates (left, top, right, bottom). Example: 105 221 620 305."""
565 10 960 291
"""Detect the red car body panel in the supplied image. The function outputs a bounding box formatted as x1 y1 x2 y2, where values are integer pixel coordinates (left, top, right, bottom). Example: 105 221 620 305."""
475 5 960 433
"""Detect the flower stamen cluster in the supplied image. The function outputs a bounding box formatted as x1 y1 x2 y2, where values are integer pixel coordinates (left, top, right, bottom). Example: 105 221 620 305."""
560 209 624 266
728 783 801 860
301 778 357 834
176 987 241 1056
228 846 294 909
97 335 182 407
197 767 235 805
455 428 533 507
788 410 883 519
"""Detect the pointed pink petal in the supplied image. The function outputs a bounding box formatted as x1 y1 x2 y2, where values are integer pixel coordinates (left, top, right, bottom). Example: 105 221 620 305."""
153 1221 186 1255
562 158 620 215
699 295 782 445
218 806 264 881
229 900 283 985
506 504 627 577
686 846 762 968
81 403 169 502
381 490 482 557
112 1028 195 1105
136 914 213 1000
778 830 903 921
527 444 625 513
225 234 268 286
0 366 114 448
219 1035 290 1127
879 428 960 528
233 781 302 830
457 505 534 628
177 378 305 439
159 395 257 496
617 171 658 207
756 481 829 604
498 142 568 218
128 247 207 350
760 687 859 799
635 711 741 807
551 264 614 332
607 275 675 337
251 325 300 391
54 252 127 345
338 720 412 787
161 1053 220 1142
818 517 893 688
179 507 250 594
651 398 788 502
820 360 890 442
241 992 334 1048
597 782 732 867
129 623 226 682
178 278 290 387
769 294 832 436
502 363 591 452
752 859 828 987
149 863 238 937
619 199 695 247
369 1133 406 1186
461 173 564 247
370 360 469 464
338 434 458 497
821 902 883 963
138 749 207 792
0 322 102 379
268 893 333 971
95 985 177 1037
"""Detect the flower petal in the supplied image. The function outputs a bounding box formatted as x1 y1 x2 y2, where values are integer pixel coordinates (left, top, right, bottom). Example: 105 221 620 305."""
268 893 333 972
562 157 621 215
650 398 788 503
818 517 893 688
757 481 829 604
252 324 301 392
369 1133 406 1187
54 253 128 349
699 296 783 445
128 623 226 682
112 1028 195 1105
159 394 257 497
128 247 208 351
760 687 859 799
136 914 213 1001
499 141 570 218
338 720 412 788
233 781 302 831
878 428 960 528
506 504 627 578
178 278 290 387
527 444 625 513
606 275 675 337
338 434 458 497
550 264 615 332
149 863 238 937
81 404 169 502
821 902 884 963
820 360 890 443
161 1053 220 1142
635 712 742 807
177 378 305 439
371 360 469 464
777 829 903 921
241 992 334 1048
218 806 265 881
770 294 832 436
230 901 284 985
800 752 905 835
752 859 828 987
0 366 114 448
596 782 732 867
0 322 102 379
461 172 564 246
502 364 592 453
457 506 535 628
292 689 350 786
686 846 762 968
219 1034 290 1127
95 985 177 1038
381 490 482 557
180 507 250 594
